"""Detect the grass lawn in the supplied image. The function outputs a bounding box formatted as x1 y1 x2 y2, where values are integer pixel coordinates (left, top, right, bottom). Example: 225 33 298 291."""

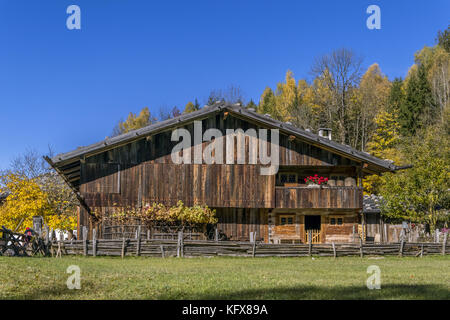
0 255 448 300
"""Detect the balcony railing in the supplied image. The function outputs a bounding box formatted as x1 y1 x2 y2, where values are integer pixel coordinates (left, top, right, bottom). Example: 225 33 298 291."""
275 186 363 209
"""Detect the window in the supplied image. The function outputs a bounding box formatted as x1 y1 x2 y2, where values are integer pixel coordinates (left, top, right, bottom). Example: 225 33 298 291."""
279 215 295 225
277 172 299 186
330 216 343 226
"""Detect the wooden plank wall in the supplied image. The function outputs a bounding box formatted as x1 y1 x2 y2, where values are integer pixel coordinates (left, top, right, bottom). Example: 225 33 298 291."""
321 215 360 243
82 164 275 209
83 113 359 169
215 208 269 242
275 187 363 209
269 212 360 244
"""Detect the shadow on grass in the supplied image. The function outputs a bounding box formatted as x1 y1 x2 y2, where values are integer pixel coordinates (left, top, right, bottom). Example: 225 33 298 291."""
8 283 450 300
8 281 97 300
194 284 450 300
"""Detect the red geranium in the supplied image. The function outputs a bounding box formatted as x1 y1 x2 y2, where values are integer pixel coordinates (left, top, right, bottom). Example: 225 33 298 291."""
304 175 328 185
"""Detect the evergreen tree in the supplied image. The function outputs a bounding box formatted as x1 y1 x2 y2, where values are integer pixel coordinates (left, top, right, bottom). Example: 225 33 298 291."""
436 25 450 52
399 64 435 135
257 87 278 118
245 99 257 110
194 98 200 110
387 78 404 114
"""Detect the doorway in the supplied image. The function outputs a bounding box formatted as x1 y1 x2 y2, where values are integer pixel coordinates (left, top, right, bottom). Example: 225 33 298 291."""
304 215 321 243
305 215 321 230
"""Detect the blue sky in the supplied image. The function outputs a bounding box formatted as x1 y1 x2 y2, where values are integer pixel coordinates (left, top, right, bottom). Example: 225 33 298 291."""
0 0 448 170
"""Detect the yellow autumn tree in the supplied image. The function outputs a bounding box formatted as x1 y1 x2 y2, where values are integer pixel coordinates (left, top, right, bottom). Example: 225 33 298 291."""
292 79 322 130
275 70 298 122
364 111 402 194
353 63 392 150
118 107 156 134
0 174 76 232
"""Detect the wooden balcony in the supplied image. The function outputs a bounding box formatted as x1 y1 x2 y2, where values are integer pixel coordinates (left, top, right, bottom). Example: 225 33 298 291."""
275 186 363 209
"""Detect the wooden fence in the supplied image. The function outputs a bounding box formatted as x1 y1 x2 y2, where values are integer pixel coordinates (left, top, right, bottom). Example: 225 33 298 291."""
51 233 449 258
101 223 205 240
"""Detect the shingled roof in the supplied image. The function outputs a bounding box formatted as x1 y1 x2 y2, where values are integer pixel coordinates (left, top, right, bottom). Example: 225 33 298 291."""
45 102 405 192
363 194 383 213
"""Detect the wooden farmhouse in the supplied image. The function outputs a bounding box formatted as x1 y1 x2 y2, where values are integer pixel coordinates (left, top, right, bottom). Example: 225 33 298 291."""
46 103 404 244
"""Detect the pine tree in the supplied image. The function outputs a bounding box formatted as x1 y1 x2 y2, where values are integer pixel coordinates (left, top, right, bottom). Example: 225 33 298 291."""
399 64 435 135
245 99 257 110
387 78 403 115
436 25 450 52
258 87 277 116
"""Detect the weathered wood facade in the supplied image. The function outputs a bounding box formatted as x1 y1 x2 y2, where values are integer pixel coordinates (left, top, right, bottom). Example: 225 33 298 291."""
47 103 400 243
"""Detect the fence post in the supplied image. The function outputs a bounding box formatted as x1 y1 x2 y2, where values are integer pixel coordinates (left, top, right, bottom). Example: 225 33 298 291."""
43 225 49 255
332 242 336 259
442 232 448 256
308 230 312 257
160 245 165 258
92 228 97 257
181 231 184 257
250 232 256 258
215 228 219 242
49 228 55 256
82 226 88 256
399 239 404 257
250 231 256 243
177 231 184 258
56 241 61 258
136 226 141 256
60 231 64 257
420 243 424 258
121 237 126 259
384 224 388 243
359 238 363 258
32 216 43 237
55 232 62 258
44 225 49 246
177 232 180 257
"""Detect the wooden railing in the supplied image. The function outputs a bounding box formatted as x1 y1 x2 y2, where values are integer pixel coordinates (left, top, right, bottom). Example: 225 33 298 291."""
275 186 363 209
306 230 321 244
